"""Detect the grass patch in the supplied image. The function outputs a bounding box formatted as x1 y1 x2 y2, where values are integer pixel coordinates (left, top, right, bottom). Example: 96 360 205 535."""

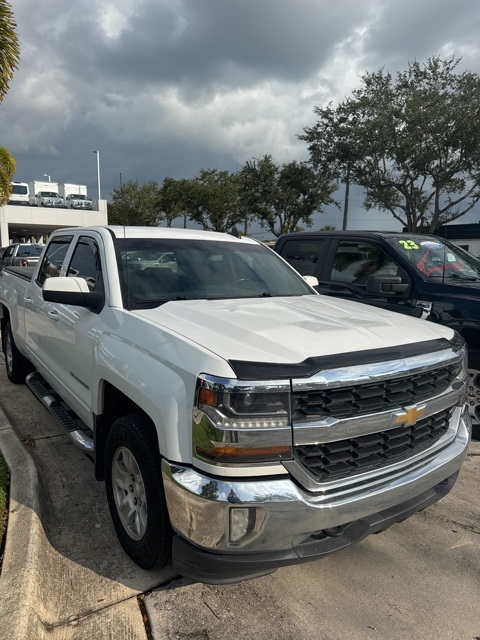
0 452 8 564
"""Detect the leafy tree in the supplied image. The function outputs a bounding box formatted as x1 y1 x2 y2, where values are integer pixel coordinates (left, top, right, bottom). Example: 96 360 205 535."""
0 146 15 205
0 1 20 205
302 57 480 233
239 155 336 236
158 177 193 227
108 180 161 226
187 168 245 233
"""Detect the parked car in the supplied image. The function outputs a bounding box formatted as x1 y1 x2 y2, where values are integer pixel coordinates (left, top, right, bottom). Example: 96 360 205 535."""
0 243 44 270
8 181 30 205
64 193 93 210
274 230 480 437
33 191 64 208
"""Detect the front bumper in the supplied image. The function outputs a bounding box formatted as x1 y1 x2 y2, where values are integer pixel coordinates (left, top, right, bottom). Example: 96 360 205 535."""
162 407 470 584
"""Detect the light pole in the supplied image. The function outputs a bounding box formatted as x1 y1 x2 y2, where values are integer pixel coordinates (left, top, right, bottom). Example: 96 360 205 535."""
93 150 101 201
43 174 51 182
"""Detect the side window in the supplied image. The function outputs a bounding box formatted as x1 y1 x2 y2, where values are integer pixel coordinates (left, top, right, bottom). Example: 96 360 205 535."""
330 241 398 287
278 240 324 276
67 236 103 292
37 236 73 286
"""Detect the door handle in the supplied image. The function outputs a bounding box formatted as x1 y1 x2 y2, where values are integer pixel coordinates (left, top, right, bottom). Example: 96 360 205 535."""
25 297 33 305
48 310 59 321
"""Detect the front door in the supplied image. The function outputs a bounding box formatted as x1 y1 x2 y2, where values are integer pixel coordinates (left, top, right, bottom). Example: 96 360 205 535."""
318 239 418 316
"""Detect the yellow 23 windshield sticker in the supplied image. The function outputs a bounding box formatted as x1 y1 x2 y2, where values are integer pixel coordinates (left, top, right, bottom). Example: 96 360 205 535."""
399 240 419 250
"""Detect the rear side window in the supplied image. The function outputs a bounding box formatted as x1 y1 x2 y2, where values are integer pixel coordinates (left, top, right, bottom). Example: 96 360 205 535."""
37 236 73 286
277 239 325 276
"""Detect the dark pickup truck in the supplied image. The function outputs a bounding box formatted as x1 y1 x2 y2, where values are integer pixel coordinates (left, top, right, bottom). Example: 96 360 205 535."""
274 230 480 436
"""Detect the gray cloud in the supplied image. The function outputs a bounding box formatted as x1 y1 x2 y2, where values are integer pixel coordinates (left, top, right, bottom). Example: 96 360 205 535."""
3 0 480 233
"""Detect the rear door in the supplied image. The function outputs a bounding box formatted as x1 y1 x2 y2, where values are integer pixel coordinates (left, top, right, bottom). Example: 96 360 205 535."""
275 235 331 282
45 234 105 423
24 235 74 370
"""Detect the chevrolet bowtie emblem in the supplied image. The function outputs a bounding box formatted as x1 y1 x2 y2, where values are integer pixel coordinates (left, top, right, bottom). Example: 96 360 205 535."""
394 405 426 427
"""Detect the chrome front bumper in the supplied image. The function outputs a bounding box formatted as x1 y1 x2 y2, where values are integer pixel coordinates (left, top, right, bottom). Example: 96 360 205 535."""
162 407 470 583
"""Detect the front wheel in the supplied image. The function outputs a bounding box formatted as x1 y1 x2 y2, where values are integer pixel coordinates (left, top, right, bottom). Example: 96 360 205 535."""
104 412 173 569
467 349 480 440
3 321 29 384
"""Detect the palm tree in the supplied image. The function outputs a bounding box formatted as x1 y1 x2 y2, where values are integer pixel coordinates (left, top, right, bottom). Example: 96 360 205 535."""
0 146 16 205
0 0 20 102
0 1 20 205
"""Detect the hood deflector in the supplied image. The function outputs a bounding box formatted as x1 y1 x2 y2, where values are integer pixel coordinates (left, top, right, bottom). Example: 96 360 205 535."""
228 338 453 380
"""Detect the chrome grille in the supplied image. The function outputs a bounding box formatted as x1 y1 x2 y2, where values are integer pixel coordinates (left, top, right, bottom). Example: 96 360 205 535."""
294 408 451 483
292 364 458 422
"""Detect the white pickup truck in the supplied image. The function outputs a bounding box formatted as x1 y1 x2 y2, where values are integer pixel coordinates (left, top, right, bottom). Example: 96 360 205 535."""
0 226 471 583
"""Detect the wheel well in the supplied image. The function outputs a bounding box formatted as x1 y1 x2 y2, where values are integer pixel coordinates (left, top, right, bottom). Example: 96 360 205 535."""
94 381 158 480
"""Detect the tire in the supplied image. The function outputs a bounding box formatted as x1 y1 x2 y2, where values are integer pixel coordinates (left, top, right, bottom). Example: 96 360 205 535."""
3 321 29 384
467 349 480 440
104 412 173 569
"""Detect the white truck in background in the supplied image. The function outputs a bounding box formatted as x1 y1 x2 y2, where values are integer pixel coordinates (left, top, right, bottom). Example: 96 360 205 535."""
29 180 63 208
8 182 30 205
59 183 93 210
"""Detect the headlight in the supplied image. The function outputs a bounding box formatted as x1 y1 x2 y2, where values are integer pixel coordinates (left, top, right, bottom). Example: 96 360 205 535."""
193 374 292 465
198 386 289 428
451 331 468 382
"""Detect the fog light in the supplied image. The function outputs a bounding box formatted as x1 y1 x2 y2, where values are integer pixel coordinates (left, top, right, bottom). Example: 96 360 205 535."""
229 507 255 544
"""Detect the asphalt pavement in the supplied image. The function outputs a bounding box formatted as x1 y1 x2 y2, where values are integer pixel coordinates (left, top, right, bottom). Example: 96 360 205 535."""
0 361 176 640
0 357 479 640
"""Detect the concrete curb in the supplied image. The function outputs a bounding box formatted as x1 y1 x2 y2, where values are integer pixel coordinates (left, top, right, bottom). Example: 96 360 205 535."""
0 407 46 639
0 403 164 639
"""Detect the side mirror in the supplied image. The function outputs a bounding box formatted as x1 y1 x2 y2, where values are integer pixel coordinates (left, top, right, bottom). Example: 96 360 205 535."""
42 276 104 311
366 274 409 297
303 275 319 288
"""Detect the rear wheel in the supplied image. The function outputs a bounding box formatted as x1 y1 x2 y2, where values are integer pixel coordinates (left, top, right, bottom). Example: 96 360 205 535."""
104 412 173 569
467 349 480 440
3 321 29 384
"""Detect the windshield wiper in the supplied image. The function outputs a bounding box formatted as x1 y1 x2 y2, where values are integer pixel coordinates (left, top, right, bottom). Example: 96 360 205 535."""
446 273 480 282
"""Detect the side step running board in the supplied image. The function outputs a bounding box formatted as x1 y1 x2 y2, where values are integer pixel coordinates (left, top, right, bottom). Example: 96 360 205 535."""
26 372 94 453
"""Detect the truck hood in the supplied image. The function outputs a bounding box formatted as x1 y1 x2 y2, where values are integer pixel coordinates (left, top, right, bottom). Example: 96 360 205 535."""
134 294 452 365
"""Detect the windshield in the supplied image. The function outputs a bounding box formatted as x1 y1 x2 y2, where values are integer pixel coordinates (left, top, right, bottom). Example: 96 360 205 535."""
72 194 87 200
386 235 480 281
115 238 314 309
40 192 60 198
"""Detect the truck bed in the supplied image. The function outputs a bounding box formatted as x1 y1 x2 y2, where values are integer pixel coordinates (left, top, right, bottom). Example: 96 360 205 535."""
2 265 35 281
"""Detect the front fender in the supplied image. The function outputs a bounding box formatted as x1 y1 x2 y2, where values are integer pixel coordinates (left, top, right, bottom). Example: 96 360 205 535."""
92 324 235 464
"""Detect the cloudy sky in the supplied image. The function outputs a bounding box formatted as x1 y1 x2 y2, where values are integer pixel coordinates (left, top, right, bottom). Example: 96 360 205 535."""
3 0 480 235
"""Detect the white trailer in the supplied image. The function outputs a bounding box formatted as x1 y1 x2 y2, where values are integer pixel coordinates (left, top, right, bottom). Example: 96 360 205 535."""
58 183 88 199
60 183 92 209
